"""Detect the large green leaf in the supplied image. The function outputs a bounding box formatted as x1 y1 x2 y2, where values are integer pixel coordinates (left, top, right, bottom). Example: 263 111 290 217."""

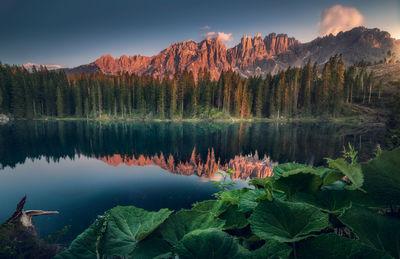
249 199 329 242
100 206 172 256
55 216 107 259
174 228 249 259
272 163 309 179
326 158 364 191
220 188 251 204
56 206 172 259
322 170 344 187
248 177 275 189
250 240 292 259
361 147 400 206
273 171 323 197
191 200 231 217
238 188 268 213
128 234 172 259
159 209 225 246
290 190 352 213
219 205 248 230
297 233 391 259
272 163 342 197
339 205 400 258
248 177 274 201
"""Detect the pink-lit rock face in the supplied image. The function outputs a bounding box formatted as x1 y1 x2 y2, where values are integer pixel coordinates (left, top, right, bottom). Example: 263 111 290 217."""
99 148 278 181
228 33 299 69
90 34 297 81
68 27 399 80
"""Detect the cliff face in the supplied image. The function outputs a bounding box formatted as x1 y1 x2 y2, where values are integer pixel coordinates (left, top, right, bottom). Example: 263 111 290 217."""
227 33 299 69
93 54 151 75
67 27 399 80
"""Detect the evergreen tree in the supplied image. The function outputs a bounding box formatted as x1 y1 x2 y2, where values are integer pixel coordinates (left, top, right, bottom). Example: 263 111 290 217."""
169 79 177 118
56 86 64 117
254 79 263 117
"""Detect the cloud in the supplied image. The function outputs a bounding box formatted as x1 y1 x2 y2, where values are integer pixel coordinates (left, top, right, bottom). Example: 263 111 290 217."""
318 5 364 36
200 25 211 31
201 31 233 42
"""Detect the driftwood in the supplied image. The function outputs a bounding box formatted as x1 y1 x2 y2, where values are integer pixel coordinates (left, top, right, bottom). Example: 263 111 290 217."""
1 196 63 258
6 196 59 229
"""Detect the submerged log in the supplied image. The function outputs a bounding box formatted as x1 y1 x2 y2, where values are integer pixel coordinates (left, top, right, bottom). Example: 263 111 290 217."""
6 196 59 229
1 196 63 259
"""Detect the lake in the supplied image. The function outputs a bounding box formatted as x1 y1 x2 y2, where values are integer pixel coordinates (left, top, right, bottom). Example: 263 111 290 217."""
0 120 387 244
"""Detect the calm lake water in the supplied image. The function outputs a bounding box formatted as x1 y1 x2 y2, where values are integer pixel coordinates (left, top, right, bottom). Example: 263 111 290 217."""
0 121 387 244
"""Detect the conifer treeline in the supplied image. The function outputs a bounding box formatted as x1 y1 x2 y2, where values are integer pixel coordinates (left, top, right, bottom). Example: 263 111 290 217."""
0 55 380 119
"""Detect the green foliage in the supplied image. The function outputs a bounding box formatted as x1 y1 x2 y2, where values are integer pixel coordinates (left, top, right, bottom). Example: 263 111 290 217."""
58 147 400 258
99 206 172 256
250 240 292 259
191 200 231 217
212 169 236 192
238 188 269 212
158 209 225 246
326 158 364 191
342 143 358 164
249 199 329 242
339 205 400 258
219 205 248 230
219 188 250 204
290 190 353 213
296 233 391 259
361 147 400 206
56 206 172 258
174 228 248 259
272 163 309 180
55 216 106 259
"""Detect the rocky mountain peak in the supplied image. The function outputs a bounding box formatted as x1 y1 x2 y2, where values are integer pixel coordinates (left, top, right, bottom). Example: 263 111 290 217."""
67 27 399 80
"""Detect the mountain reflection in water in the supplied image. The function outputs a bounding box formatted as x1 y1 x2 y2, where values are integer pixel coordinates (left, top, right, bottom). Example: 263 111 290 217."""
0 120 386 171
101 148 278 180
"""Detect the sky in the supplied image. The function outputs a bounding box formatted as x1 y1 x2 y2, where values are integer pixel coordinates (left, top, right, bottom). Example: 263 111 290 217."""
0 0 399 68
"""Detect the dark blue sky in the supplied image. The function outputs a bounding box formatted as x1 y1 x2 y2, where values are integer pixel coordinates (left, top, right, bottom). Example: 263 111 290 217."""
1 0 399 67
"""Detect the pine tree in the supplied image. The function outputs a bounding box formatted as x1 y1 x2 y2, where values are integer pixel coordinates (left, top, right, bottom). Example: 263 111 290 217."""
240 82 249 118
234 80 243 117
321 62 331 113
74 83 82 117
169 79 177 118
157 82 166 119
301 60 312 114
56 86 64 117
97 83 102 118
254 80 263 117
11 72 25 118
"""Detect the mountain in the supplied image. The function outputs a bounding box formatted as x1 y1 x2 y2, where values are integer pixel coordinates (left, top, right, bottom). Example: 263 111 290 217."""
66 27 400 80
23 63 62 71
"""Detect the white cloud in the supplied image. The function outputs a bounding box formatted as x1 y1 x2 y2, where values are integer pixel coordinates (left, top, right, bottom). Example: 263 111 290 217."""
201 31 233 42
318 5 364 36
200 25 211 31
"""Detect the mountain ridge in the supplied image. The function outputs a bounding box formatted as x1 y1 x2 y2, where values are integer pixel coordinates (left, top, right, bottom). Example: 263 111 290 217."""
65 27 400 80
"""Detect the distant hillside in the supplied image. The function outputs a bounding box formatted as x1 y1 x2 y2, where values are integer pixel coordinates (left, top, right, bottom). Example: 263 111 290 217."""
65 27 400 80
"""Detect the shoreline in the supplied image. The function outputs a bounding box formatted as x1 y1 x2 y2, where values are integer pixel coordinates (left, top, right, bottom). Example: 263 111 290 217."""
3 115 385 126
